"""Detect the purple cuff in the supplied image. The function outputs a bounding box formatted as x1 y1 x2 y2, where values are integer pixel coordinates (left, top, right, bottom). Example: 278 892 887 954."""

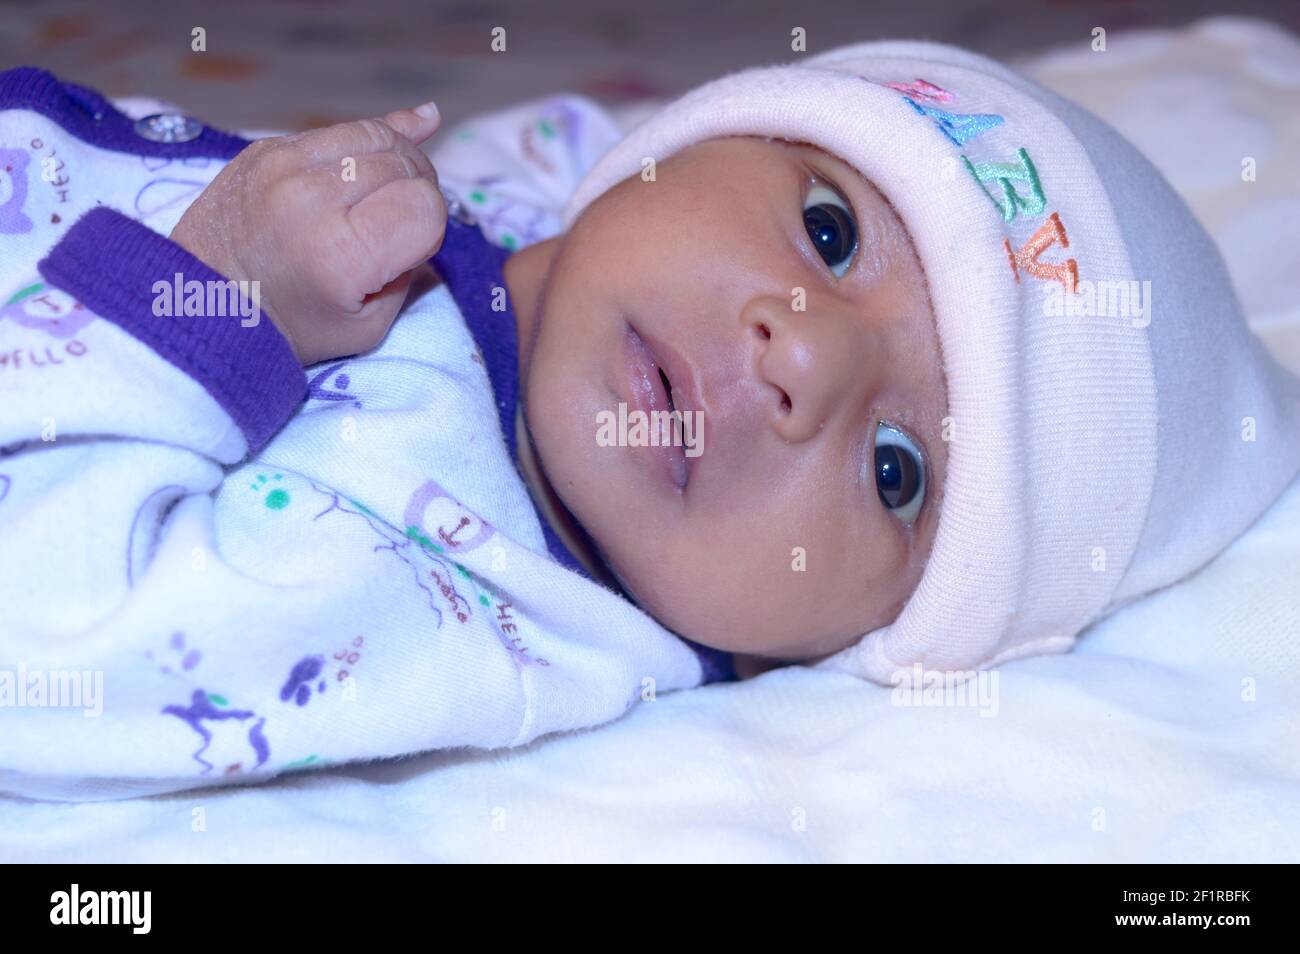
38 207 306 452
0 66 250 160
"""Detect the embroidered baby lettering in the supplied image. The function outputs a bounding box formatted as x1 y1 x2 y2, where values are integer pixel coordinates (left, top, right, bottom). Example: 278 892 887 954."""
962 147 1045 223
883 79 953 104
904 99 1004 146
881 74 1085 291
1003 212 1078 293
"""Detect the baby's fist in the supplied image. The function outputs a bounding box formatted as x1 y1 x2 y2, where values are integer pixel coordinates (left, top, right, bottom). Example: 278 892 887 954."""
171 102 446 365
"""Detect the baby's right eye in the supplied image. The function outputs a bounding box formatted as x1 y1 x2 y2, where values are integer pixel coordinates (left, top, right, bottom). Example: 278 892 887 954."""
803 181 858 278
874 421 926 526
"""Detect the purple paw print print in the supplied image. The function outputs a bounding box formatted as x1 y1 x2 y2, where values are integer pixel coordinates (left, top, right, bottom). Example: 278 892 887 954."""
280 655 327 706
148 630 202 674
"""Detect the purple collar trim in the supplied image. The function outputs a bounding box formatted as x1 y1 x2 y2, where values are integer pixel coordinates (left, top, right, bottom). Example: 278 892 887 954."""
430 217 595 577
1 66 250 160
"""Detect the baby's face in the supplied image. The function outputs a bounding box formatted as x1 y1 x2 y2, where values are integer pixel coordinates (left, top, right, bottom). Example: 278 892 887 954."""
519 137 949 663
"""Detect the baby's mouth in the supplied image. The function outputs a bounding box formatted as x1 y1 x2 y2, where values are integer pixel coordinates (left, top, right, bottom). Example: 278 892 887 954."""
658 367 677 414
621 323 690 491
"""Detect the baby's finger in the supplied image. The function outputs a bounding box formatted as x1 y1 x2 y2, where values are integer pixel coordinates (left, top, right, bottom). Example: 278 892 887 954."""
305 111 433 164
379 101 441 145
323 143 438 206
346 176 447 289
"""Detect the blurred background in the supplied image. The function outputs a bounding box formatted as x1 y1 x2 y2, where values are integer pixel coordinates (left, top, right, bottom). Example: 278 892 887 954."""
2 0 1297 132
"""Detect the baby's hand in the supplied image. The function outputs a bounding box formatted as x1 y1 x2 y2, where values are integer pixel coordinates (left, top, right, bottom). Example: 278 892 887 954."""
171 102 446 365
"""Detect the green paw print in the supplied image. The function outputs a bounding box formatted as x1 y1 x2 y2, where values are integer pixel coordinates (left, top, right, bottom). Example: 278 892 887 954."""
250 473 290 510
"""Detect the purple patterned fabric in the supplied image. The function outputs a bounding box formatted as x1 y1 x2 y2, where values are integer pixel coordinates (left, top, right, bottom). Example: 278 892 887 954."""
7 63 303 451
38 208 307 452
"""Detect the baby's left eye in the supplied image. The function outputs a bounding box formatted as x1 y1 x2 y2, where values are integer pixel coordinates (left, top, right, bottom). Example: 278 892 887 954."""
803 182 858 278
874 421 926 527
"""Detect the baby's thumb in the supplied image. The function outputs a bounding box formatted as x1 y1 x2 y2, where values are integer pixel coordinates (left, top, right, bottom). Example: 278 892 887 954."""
381 101 441 145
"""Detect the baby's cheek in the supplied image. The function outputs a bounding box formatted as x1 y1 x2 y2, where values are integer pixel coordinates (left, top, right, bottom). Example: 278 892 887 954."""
621 530 854 657
851 213 899 287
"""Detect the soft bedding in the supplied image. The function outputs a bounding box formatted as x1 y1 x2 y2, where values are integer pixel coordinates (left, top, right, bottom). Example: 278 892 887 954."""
1 16 1298 862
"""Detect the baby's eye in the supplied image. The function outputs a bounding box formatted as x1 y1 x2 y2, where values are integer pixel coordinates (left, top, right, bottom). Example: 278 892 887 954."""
874 421 925 526
803 182 858 278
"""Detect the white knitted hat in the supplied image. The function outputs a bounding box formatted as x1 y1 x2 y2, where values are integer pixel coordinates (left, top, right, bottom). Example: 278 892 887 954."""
561 40 1300 684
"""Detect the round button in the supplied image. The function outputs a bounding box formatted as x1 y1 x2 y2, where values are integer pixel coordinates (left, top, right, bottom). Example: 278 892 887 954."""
133 113 204 144
441 187 477 226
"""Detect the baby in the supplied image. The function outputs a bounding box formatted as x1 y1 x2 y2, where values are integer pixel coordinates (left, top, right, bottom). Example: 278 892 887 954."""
3 39 1299 798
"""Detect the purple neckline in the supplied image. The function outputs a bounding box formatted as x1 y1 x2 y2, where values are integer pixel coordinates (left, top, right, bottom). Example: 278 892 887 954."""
431 219 735 684
430 218 599 576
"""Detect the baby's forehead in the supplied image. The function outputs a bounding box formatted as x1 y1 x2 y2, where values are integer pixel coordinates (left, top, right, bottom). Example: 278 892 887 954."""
654 134 923 284
687 137 892 206
760 137 855 170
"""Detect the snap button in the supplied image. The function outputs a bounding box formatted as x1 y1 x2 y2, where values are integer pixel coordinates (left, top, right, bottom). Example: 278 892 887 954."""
441 187 477 226
133 113 204 144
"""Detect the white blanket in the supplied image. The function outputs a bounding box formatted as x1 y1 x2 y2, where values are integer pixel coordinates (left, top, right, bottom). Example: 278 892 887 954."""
2 16 1298 862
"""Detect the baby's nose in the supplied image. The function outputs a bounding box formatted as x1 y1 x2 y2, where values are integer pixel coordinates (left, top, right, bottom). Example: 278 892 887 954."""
743 293 878 444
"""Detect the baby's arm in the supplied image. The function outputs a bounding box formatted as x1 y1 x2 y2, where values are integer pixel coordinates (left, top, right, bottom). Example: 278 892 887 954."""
0 93 446 639
0 209 299 637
